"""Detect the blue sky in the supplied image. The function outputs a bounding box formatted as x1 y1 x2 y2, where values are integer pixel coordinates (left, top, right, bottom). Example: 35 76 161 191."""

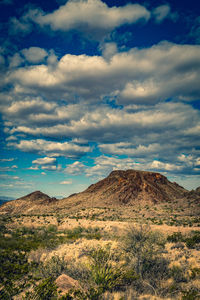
0 0 200 199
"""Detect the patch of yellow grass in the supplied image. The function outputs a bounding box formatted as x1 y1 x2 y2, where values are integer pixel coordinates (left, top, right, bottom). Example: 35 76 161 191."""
40 238 120 265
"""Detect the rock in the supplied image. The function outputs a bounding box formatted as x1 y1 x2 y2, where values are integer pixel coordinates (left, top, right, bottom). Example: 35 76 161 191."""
55 274 79 294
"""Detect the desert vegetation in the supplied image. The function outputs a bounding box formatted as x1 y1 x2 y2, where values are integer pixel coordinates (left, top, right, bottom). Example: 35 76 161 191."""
0 213 200 299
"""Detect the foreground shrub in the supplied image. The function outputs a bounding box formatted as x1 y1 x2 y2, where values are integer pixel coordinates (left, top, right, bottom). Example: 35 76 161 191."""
63 246 137 300
37 255 68 279
124 224 166 276
24 277 58 300
0 250 29 283
182 288 200 300
88 247 124 292
124 224 169 295
185 231 200 249
167 232 184 243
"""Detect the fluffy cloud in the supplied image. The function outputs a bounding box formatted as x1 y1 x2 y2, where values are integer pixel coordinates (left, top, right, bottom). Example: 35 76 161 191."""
41 165 62 171
150 160 182 171
3 100 82 128
60 180 72 185
152 5 171 23
8 47 56 70
30 156 62 172
0 174 19 180
65 161 86 175
178 154 200 168
2 42 200 181
32 157 56 165
8 102 200 148
4 98 56 118
9 53 24 68
34 0 150 34
9 16 33 35
101 42 118 60
85 156 138 178
21 47 48 64
99 143 164 157
4 101 200 176
66 155 184 180
28 166 39 170
0 158 15 162
7 42 200 104
10 139 91 158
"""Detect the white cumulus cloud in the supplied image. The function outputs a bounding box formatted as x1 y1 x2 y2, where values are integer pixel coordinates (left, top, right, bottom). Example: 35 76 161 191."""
32 157 56 165
21 47 48 63
34 0 150 34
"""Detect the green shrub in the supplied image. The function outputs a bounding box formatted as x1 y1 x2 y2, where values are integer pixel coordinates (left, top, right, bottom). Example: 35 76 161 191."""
170 265 187 283
88 247 123 292
0 249 29 283
185 231 200 249
86 246 136 295
25 277 58 300
37 256 68 279
124 225 166 277
182 288 200 300
167 232 184 243
190 267 200 279
47 224 58 233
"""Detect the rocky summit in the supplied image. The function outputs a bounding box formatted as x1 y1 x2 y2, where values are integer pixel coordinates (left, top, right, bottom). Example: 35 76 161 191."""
84 170 187 203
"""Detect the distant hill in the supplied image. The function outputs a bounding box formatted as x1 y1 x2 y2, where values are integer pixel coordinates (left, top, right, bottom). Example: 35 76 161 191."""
0 191 58 214
185 186 200 200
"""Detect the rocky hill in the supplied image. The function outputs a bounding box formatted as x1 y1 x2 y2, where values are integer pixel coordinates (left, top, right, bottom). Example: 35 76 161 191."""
60 170 188 209
0 191 58 214
0 170 199 215
185 186 200 201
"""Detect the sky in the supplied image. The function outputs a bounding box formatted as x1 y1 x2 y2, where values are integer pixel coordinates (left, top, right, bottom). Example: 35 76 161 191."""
0 0 200 199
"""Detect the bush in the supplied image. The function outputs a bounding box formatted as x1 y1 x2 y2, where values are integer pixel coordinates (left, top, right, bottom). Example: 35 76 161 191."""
87 247 124 292
37 255 68 279
170 265 187 283
167 232 184 243
124 224 166 277
0 249 29 283
185 231 200 249
167 231 200 249
24 277 58 300
182 288 200 300
47 224 58 233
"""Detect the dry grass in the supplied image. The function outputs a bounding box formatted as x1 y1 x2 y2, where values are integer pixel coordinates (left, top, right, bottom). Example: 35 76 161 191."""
2 211 200 300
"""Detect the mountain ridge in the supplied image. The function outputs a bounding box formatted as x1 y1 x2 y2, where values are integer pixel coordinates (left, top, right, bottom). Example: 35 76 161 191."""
60 169 188 208
0 169 199 215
